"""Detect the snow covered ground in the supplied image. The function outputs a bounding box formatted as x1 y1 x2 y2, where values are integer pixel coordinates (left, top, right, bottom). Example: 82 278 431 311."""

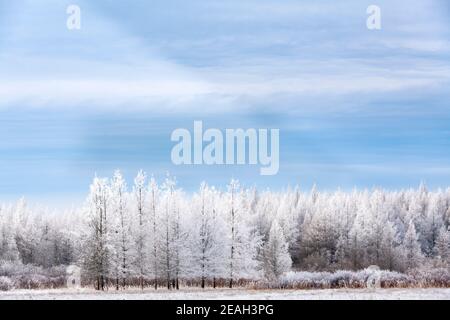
1 288 450 300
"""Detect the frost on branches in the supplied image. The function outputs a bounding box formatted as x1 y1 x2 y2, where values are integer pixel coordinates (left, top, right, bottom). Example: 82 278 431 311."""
0 174 450 290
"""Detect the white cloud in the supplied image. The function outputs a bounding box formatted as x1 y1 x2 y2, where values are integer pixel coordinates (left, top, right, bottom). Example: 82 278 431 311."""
381 39 450 53
0 0 449 113
0 56 448 112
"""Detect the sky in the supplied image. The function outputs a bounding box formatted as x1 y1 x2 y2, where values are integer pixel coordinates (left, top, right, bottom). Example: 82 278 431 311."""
0 0 449 206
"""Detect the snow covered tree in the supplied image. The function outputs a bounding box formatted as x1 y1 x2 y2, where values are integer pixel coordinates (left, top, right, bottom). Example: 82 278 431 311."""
167 188 189 290
378 220 401 270
13 198 36 264
347 204 369 270
401 219 424 270
424 192 447 256
4 170 450 289
408 183 429 253
133 170 148 289
158 175 187 290
148 176 160 289
109 170 133 289
82 177 111 290
299 196 340 270
264 220 292 281
276 189 301 251
0 205 19 262
224 180 260 288
434 226 450 266
190 183 226 288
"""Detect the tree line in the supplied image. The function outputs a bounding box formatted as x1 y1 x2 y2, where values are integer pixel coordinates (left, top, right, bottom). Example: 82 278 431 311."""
0 171 449 290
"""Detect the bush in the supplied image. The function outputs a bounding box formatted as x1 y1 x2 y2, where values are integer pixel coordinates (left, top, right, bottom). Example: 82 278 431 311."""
0 261 67 289
408 268 450 287
0 276 14 291
278 271 333 289
378 270 412 288
275 268 418 289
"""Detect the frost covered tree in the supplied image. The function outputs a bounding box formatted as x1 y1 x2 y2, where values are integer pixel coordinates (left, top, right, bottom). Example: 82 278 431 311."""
401 220 424 270
299 197 340 270
3 173 450 289
378 220 400 270
133 170 148 289
224 180 260 288
347 210 368 270
276 189 301 252
171 194 188 290
82 177 111 290
148 176 160 289
110 170 133 289
424 192 447 256
264 220 292 281
0 205 19 262
434 227 450 266
13 198 37 264
158 175 187 290
190 183 226 288
408 183 429 253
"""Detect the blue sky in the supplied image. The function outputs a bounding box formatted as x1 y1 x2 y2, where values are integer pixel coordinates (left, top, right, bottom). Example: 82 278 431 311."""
0 0 449 206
